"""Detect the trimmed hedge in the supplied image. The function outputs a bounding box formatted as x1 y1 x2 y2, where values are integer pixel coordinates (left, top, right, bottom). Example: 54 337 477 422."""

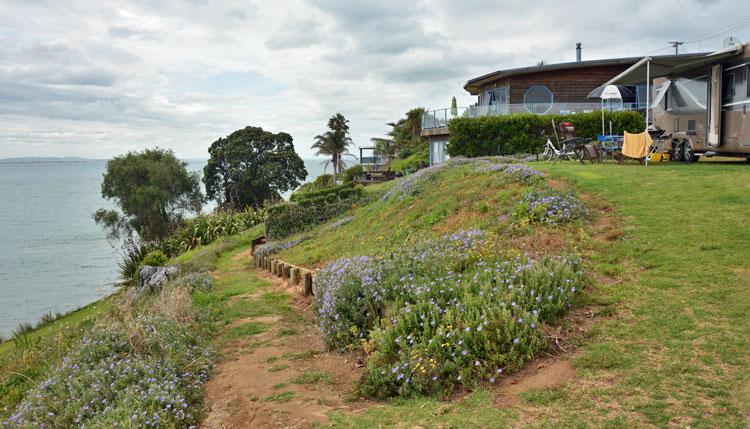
265 197 361 240
447 111 645 157
289 183 362 204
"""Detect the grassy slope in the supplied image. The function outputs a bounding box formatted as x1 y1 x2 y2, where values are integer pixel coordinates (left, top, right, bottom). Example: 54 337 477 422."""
278 164 537 266
323 161 749 428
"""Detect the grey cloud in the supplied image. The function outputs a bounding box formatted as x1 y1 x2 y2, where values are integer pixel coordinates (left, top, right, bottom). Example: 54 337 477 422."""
265 21 323 50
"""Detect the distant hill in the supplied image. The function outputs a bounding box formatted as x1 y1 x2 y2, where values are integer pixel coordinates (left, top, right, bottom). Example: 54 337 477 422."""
0 156 99 163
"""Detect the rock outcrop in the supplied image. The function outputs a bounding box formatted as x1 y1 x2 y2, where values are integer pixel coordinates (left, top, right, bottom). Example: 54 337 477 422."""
137 265 178 294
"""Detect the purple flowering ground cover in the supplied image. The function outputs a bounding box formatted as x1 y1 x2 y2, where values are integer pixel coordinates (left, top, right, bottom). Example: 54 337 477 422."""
2 286 213 428
513 191 589 225
314 229 585 398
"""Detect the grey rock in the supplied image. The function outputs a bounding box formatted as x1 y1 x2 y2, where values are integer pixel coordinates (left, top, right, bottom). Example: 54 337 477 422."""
137 265 178 294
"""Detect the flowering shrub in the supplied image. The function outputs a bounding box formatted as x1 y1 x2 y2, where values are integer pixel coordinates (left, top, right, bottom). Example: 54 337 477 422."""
314 230 486 351
513 191 588 225
314 228 585 398
254 237 306 258
381 158 493 202
359 256 582 398
3 315 212 428
476 163 545 184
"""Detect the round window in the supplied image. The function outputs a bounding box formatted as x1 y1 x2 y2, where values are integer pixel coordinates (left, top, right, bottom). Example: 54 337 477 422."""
523 85 553 114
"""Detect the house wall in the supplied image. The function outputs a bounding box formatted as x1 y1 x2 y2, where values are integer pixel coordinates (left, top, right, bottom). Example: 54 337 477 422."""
478 64 633 104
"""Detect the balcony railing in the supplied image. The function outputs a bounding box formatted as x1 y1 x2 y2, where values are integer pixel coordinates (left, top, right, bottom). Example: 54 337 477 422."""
422 103 641 130
360 156 389 166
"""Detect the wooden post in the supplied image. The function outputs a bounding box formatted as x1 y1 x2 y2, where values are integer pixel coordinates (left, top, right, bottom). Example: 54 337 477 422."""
282 264 290 280
270 260 276 274
276 262 283 277
289 267 299 286
303 272 313 296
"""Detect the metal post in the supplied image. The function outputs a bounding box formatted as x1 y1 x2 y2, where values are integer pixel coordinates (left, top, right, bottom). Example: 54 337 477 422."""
645 58 651 166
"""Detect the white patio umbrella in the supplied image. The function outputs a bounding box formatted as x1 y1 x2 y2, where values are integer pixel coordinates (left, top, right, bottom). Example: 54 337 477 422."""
588 84 635 136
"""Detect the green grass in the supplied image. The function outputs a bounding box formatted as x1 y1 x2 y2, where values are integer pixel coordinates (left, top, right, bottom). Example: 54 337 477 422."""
277 163 527 266
291 371 333 385
269 364 290 373
265 391 295 403
224 322 270 339
325 161 750 428
281 350 317 361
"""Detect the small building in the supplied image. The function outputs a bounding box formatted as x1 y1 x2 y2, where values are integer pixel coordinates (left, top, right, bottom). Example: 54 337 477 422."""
422 44 707 165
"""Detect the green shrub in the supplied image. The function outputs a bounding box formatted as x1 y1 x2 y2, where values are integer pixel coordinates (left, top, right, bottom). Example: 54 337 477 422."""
140 250 167 267
119 241 154 284
389 147 429 173
164 207 265 256
448 111 644 157
342 165 364 183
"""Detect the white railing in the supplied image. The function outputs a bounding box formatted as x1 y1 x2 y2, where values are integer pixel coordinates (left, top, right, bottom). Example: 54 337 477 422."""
422 103 641 130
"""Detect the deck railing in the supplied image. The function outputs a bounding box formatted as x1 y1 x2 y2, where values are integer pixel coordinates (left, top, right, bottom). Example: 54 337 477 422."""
422 103 640 130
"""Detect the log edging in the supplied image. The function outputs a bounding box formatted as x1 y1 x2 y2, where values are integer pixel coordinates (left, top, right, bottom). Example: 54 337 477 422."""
249 236 316 296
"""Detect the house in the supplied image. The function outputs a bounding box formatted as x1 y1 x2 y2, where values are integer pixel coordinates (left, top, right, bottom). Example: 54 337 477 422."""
423 44 710 165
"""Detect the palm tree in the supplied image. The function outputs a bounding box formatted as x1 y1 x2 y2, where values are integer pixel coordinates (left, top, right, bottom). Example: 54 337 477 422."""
312 114 354 184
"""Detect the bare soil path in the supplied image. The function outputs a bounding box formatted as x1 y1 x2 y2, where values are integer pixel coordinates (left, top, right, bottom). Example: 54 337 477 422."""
200 252 370 429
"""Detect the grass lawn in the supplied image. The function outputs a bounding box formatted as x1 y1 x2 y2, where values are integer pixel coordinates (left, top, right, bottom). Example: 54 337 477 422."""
326 161 750 428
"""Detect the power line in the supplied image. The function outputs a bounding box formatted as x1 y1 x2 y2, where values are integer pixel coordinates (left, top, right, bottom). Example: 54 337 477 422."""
668 41 684 54
683 16 750 44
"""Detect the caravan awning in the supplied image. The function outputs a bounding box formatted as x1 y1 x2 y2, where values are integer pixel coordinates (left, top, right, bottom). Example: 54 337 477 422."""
606 45 745 85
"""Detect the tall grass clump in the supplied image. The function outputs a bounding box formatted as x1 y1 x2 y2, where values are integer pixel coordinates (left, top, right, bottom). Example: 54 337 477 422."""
314 227 586 398
165 207 265 256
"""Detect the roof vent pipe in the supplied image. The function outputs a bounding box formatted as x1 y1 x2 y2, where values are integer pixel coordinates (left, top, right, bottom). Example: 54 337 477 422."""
576 43 582 62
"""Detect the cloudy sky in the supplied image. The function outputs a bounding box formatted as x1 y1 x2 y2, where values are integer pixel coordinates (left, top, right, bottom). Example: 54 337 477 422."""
1 0 748 160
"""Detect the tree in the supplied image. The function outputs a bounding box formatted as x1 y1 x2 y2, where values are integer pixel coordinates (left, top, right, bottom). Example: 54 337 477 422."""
93 148 202 245
387 107 427 157
203 126 307 210
312 113 355 184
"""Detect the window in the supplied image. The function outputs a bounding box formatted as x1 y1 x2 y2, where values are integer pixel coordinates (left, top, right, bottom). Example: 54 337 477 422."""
723 72 735 100
483 87 507 106
523 85 553 114
687 120 696 135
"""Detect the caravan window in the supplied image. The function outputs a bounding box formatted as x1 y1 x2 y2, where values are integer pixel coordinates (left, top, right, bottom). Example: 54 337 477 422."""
724 73 735 99
723 66 747 102
667 77 707 115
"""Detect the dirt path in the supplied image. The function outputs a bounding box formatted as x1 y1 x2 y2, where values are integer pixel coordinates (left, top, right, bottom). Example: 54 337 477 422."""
200 254 370 429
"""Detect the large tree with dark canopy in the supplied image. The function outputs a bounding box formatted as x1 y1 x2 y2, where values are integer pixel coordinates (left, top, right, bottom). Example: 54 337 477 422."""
203 126 307 210
93 148 203 245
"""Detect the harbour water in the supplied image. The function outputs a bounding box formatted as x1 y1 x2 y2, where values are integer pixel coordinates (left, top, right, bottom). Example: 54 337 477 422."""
0 157 327 337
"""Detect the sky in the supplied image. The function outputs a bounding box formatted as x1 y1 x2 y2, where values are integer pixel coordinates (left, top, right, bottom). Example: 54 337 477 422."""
1 0 749 160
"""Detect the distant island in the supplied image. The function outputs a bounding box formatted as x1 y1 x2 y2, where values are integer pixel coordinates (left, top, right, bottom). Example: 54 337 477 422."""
0 156 99 163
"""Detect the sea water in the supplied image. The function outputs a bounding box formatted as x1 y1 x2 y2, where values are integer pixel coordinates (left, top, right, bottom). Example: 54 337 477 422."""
0 158 328 337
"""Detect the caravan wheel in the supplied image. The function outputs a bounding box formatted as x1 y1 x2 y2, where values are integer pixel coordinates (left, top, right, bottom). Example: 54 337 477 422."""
682 141 699 163
672 140 684 162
